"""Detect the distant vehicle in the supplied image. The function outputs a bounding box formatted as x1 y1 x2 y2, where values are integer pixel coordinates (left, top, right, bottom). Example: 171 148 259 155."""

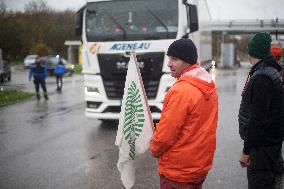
42 56 74 76
23 54 38 68
0 60 11 84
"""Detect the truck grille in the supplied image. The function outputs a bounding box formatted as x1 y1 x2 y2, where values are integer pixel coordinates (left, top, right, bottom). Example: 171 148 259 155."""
97 52 164 99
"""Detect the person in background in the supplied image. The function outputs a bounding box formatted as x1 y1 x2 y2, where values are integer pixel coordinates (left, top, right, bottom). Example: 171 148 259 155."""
150 38 218 189
239 32 284 189
54 60 66 92
29 58 48 100
270 43 284 189
271 44 284 68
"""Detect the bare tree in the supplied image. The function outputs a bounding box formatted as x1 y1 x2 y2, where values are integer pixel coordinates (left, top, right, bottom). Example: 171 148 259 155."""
0 1 7 14
24 0 51 14
0 5 76 61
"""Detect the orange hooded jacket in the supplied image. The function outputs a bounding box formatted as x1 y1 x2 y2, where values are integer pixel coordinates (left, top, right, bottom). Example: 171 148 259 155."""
150 64 218 183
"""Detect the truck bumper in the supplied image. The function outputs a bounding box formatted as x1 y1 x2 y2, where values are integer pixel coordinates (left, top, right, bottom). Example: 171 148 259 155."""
84 73 174 121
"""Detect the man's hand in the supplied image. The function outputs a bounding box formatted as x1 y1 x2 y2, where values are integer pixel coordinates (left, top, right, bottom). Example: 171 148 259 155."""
239 153 250 168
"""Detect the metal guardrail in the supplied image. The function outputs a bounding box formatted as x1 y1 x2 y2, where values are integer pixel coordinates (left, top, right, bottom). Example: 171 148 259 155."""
206 19 284 32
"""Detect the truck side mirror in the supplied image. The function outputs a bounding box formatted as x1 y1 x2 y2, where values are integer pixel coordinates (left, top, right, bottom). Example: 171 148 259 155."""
185 4 199 33
75 6 85 36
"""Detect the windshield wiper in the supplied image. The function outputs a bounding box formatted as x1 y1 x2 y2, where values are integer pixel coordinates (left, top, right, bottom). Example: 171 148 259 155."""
104 11 127 40
146 7 169 39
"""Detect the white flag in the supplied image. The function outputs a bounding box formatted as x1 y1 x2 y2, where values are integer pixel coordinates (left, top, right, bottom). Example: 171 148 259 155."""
115 52 154 189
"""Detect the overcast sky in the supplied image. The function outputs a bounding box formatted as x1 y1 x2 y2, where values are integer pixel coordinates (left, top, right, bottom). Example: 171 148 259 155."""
2 0 284 20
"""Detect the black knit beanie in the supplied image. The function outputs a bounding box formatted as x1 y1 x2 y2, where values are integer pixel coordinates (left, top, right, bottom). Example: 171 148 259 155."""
167 38 198 65
247 32 272 59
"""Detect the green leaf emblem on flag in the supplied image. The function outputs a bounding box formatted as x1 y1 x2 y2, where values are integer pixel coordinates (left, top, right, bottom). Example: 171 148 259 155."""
123 81 145 160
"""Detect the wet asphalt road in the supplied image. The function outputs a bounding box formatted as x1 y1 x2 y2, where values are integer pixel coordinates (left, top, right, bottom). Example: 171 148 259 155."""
0 64 282 189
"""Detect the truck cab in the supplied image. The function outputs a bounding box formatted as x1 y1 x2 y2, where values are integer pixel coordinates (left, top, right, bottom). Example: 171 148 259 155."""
76 0 212 121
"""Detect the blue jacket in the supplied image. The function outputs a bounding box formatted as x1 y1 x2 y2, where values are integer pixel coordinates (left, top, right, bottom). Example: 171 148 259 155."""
54 64 66 75
29 65 48 80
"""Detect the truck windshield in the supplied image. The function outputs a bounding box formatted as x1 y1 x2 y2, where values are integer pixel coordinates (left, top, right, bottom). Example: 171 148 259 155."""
85 0 178 42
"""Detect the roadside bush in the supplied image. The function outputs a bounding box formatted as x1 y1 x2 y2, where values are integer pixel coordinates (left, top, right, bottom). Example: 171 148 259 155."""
74 64 82 74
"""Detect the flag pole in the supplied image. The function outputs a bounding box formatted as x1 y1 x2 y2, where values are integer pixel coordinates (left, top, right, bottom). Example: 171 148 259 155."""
131 51 154 132
115 51 154 189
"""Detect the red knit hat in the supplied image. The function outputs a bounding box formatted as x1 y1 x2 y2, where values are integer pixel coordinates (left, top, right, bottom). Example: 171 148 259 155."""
271 44 282 58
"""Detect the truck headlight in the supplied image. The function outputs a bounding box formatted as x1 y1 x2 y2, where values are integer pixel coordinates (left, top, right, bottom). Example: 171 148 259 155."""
86 87 99 93
87 101 101 109
67 64 74 69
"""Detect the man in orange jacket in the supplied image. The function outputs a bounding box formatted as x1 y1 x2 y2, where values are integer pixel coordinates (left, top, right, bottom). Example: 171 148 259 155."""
150 38 218 189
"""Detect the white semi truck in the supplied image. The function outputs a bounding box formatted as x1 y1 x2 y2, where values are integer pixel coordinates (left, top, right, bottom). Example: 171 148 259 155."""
75 0 212 121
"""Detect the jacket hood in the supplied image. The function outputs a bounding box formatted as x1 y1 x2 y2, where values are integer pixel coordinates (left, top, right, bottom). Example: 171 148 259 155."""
177 66 216 99
250 55 282 76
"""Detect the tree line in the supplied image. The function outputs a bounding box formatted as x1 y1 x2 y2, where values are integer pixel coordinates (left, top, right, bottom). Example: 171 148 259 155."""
0 0 78 62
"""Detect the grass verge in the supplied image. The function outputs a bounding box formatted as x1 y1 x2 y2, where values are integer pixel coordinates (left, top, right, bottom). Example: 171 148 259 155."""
0 90 33 107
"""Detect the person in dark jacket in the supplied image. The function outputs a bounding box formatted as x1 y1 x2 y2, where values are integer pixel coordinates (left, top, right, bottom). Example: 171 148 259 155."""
54 60 66 91
239 32 284 189
29 58 48 100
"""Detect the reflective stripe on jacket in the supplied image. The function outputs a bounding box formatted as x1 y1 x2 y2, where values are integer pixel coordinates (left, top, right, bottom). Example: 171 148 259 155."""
150 65 218 183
